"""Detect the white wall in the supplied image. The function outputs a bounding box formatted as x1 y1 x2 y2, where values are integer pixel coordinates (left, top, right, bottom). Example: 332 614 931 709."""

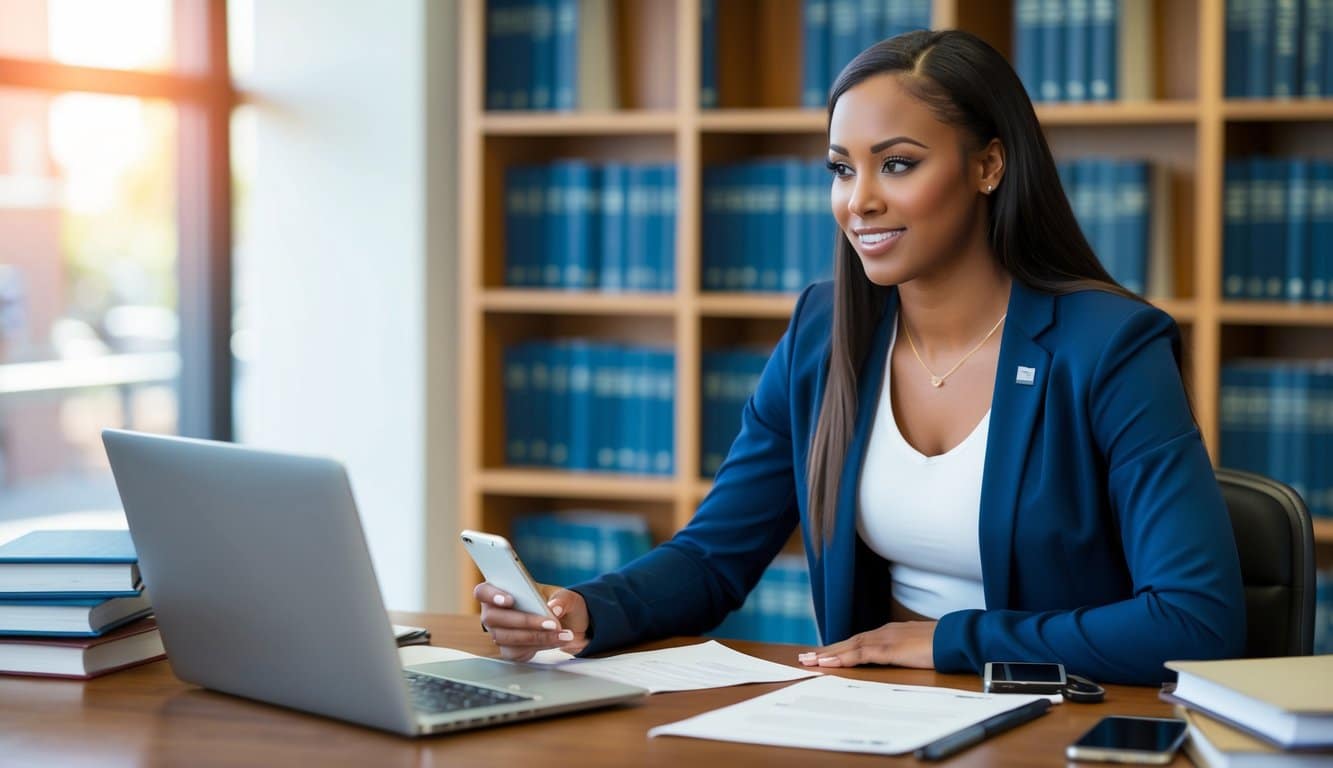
241 0 457 611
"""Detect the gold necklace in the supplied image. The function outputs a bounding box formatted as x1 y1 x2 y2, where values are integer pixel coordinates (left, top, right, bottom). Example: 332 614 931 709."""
902 312 1007 388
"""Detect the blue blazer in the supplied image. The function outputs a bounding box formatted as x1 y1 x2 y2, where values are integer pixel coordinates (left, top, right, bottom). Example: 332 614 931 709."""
572 280 1245 684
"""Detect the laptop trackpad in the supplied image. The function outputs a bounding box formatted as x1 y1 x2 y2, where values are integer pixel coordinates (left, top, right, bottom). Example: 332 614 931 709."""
411 657 581 688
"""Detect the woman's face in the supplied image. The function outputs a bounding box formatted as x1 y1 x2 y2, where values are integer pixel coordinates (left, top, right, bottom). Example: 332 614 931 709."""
827 73 996 287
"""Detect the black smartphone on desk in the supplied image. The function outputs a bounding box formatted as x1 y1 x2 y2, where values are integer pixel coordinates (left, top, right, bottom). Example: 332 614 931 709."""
1066 716 1188 764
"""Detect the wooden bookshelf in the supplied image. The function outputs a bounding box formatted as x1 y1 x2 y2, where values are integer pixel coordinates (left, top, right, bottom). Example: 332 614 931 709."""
456 0 1333 606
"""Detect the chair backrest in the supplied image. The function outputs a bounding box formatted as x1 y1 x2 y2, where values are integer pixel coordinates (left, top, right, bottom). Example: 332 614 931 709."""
1216 468 1316 657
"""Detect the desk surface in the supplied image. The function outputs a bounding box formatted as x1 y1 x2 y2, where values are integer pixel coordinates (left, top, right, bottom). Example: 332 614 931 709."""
0 612 1188 767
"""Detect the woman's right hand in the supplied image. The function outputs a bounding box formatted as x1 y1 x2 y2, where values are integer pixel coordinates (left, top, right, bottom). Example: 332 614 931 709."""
474 582 591 662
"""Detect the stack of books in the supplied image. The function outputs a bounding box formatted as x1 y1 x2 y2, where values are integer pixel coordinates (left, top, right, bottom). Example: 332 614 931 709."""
1012 0 1154 103
484 0 617 111
1163 656 1333 767
1222 157 1333 304
1226 0 1332 100
0 530 164 679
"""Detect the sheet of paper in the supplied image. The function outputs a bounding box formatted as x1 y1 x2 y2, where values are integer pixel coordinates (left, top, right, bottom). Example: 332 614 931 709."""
649 675 1053 755
527 639 821 694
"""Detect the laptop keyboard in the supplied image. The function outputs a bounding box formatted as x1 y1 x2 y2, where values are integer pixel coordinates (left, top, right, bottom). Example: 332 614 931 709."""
403 670 534 715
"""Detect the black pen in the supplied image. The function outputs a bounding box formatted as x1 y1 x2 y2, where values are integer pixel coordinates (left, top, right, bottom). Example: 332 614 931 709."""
914 697 1052 761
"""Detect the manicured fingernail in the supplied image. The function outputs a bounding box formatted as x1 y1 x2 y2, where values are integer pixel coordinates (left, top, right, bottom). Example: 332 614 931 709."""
797 652 815 660
493 594 508 606
541 619 558 630
817 657 841 666
550 604 564 617
558 630 574 641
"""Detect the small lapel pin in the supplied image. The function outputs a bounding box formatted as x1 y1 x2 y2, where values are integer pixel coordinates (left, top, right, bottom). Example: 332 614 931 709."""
1015 366 1036 385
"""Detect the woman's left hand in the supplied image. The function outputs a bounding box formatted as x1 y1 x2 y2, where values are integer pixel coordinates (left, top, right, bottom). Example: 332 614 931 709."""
797 621 937 668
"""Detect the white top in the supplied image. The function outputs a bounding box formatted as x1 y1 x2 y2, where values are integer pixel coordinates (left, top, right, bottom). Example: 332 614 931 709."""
856 320 988 620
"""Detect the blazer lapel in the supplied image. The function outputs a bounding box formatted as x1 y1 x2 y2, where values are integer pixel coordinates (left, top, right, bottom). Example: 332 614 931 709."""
822 289 898 642
978 282 1054 610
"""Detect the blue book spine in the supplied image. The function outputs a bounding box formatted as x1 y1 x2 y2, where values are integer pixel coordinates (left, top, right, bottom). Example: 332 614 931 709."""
723 165 746 290
1065 0 1091 101
1304 0 1329 98
1312 161 1333 303
591 344 618 471
1224 159 1250 299
1326 2 1333 97
701 351 724 477
781 159 807 293
1246 157 1271 298
803 0 830 108
739 163 762 292
566 340 594 470
1014 0 1042 100
504 166 530 286
1038 0 1066 102
828 0 859 83
630 348 654 474
548 342 571 468
1263 158 1289 299
532 0 558 110
1248 0 1276 98
504 343 531 465
701 0 718 108
1319 366 1333 516
509 1 536 109
559 161 597 290
542 165 564 287
1088 0 1116 100
659 164 678 292
486 0 513 110
1273 0 1300 98
599 162 627 291
702 166 725 291
529 343 551 465
1285 158 1312 302
1117 161 1150 295
654 349 676 476
1271 364 1295 490
1227 0 1251 97
613 347 637 473
1220 364 1243 469
1292 365 1312 504
755 161 783 292
1091 159 1117 283
626 165 652 291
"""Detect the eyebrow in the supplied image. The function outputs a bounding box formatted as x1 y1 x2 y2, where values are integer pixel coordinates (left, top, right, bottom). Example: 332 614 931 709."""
828 136 930 155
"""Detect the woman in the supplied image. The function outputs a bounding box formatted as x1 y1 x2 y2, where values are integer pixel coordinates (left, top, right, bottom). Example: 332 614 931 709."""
475 29 1245 685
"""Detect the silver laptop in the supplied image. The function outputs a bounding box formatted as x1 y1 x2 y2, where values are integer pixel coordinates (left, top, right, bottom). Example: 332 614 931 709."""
101 429 646 736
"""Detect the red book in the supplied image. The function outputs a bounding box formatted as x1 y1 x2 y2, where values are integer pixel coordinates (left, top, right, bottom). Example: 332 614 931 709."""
0 616 165 679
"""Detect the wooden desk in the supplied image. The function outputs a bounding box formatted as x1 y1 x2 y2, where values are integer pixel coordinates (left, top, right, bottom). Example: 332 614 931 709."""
0 613 1188 766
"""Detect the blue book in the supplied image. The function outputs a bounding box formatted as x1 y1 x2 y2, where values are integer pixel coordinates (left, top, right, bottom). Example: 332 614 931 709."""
565 340 594 470
1014 0 1042 100
509 0 536 109
1260 157 1289 299
486 0 515 109
658 164 679 292
625 165 653 292
556 161 597 289
702 166 726 291
723 166 747 291
1093 159 1119 284
1088 0 1116 100
551 0 577 110
1226 0 1251 97
754 161 784 292
781 159 807 293
0 593 151 637
0 530 140 597
590 344 618 471
504 343 532 465
1273 0 1300 98
1223 159 1250 299
1303 0 1329 98
533 0 559 110
541 166 565 287
803 0 831 108
1245 157 1272 298
701 0 718 108
652 349 676 476
1285 159 1312 302
1065 0 1091 101
1326 2 1333 97
1291 365 1313 505
1312 161 1333 303
599 162 628 291
504 165 533 286
529 343 552 465
701 351 725 477
1038 0 1066 102
547 342 572 468
807 161 836 285
828 0 859 84
1247 0 1275 98
1219 364 1244 470
1116 161 1150 295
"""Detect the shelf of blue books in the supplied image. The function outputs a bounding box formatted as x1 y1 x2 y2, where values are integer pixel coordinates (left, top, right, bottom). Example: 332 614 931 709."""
481 0 677 113
1224 0 1333 103
1004 0 1200 105
481 312 675 474
1218 324 1333 529
1045 122 1198 303
481 133 677 291
1221 121 1333 305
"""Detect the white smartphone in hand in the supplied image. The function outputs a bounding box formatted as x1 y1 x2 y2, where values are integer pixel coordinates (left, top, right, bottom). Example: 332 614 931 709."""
460 530 556 619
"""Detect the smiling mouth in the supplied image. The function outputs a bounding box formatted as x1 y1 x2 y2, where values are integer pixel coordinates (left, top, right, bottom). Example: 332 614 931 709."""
857 229 905 246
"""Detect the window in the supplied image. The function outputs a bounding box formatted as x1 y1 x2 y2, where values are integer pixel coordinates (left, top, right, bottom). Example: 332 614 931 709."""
0 0 233 537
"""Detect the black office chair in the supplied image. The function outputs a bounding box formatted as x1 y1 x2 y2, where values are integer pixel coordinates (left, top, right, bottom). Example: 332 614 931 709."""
1216 468 1316 657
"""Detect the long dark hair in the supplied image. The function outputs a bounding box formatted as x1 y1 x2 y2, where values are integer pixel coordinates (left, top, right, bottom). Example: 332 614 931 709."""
806 29 1141 551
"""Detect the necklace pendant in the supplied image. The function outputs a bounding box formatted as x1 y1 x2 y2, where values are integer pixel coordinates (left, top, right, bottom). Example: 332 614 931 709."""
930 375 944 388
